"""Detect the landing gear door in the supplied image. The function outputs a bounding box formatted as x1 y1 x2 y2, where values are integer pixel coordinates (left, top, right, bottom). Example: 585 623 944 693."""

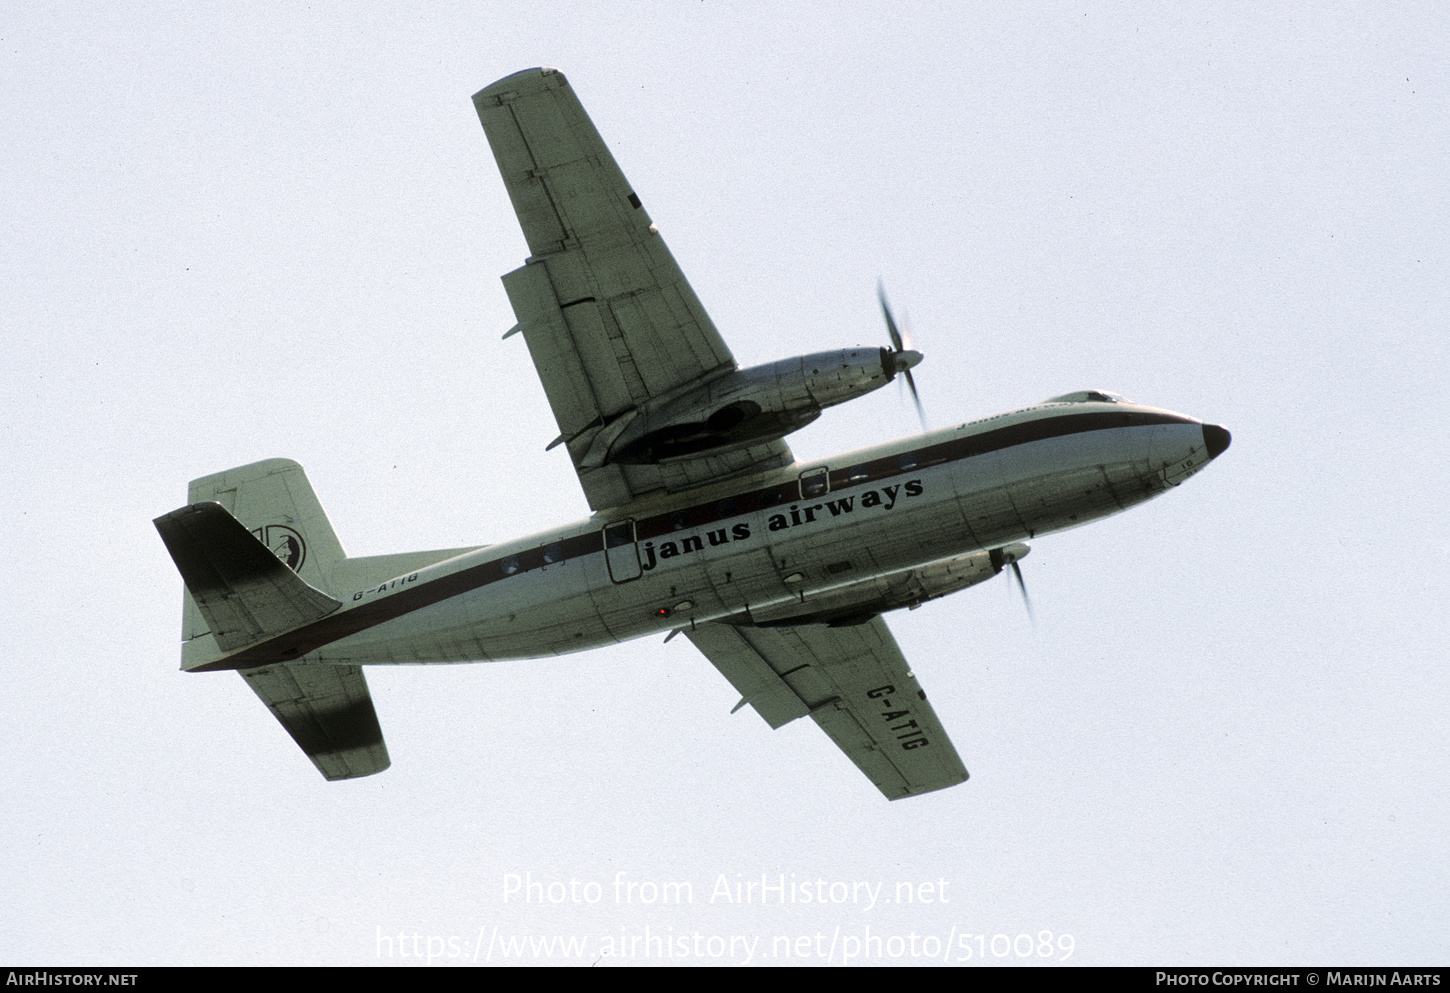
604 520 642 583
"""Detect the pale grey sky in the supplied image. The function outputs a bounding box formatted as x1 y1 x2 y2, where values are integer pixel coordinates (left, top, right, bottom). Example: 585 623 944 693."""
3 2 1446 966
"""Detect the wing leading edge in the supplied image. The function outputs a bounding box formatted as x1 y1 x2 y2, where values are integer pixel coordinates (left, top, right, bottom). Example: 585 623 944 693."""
686 617 968 799
474 68 792 510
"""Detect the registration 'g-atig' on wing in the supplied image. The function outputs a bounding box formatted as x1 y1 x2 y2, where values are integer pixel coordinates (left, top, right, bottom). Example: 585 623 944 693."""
474 68 792 511
686 617 968 799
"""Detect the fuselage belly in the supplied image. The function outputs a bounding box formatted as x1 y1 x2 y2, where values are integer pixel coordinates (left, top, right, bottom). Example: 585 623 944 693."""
308 406 1212 667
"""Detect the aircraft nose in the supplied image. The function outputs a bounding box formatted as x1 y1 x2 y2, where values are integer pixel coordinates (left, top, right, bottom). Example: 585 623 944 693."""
1202 423 1232 460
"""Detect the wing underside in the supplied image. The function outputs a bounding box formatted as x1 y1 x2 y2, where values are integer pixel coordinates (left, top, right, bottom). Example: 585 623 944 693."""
241 663 390 781
475 68 791 509
686 617 968 799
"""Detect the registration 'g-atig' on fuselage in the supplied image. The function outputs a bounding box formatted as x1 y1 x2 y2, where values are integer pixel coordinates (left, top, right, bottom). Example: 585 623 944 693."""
187 400 1228 673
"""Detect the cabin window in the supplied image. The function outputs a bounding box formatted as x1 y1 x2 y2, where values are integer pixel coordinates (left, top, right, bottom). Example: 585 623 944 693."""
897 454 917 471
502 555 520 575
759 484 795 507
543 543 563 564
670 511 691 531
847 465 870 483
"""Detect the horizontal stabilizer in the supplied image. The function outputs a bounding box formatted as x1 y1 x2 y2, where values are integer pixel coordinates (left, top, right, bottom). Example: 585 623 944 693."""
241 664 390 780
155 502 342 653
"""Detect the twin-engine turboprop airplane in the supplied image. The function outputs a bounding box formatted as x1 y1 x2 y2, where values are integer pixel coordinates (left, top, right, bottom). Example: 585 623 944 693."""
155 68 1230 799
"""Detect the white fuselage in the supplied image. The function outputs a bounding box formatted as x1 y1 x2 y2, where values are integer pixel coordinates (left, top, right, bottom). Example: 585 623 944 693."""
198 401 1220 671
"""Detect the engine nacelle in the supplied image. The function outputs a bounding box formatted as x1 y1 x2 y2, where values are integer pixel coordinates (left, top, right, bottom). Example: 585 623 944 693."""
745 544 1030 627
607 347 916 464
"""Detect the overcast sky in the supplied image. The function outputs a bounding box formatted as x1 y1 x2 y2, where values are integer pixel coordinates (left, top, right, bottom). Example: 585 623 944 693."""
3 2 1447 967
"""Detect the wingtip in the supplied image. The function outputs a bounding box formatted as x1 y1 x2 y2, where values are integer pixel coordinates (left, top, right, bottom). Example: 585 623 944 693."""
474 67 568 102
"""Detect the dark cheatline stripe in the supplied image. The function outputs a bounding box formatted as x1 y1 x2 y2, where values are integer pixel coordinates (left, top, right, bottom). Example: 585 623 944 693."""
192 409 1194 671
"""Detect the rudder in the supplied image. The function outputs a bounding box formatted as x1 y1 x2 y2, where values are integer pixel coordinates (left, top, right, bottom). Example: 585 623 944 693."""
180 459 346 650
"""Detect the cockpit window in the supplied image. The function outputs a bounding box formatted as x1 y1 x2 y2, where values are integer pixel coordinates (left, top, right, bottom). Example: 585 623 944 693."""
1046 390 1132 404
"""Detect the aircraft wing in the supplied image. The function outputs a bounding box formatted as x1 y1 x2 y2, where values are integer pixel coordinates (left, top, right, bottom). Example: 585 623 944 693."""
686 617 969 799
474 68 792 510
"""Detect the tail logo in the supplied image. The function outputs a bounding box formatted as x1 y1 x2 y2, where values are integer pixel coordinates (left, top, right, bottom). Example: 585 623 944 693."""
251 524 307 572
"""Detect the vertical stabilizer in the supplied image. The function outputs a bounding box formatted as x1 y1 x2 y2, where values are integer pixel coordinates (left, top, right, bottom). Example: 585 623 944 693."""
181 459 346 646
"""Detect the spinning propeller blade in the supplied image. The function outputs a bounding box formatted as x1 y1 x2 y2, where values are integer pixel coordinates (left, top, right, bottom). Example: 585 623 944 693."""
991 543 1036 629
877 282 927 430
1010 560 1036 628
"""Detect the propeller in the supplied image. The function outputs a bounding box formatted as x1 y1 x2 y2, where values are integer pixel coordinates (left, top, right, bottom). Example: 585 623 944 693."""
1010 559 1036 628
991 543 1036 627
877 282 927 430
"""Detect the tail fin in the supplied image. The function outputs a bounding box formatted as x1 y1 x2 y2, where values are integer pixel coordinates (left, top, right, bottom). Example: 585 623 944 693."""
172 458 482 660
182 458 344 621
170 459 343 663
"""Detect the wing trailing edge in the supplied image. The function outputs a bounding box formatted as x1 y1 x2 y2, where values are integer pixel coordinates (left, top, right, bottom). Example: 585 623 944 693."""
475 68 795 510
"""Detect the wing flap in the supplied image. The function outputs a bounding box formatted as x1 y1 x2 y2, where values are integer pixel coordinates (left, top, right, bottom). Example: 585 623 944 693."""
684 625 811 729
501 262 603 438
688 617 968 799
241 664 390 780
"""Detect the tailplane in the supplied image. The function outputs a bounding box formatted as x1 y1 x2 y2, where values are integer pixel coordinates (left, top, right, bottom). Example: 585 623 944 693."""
157 459 390 780
241 663 390 781
157 458 482 781
154 501 342 653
